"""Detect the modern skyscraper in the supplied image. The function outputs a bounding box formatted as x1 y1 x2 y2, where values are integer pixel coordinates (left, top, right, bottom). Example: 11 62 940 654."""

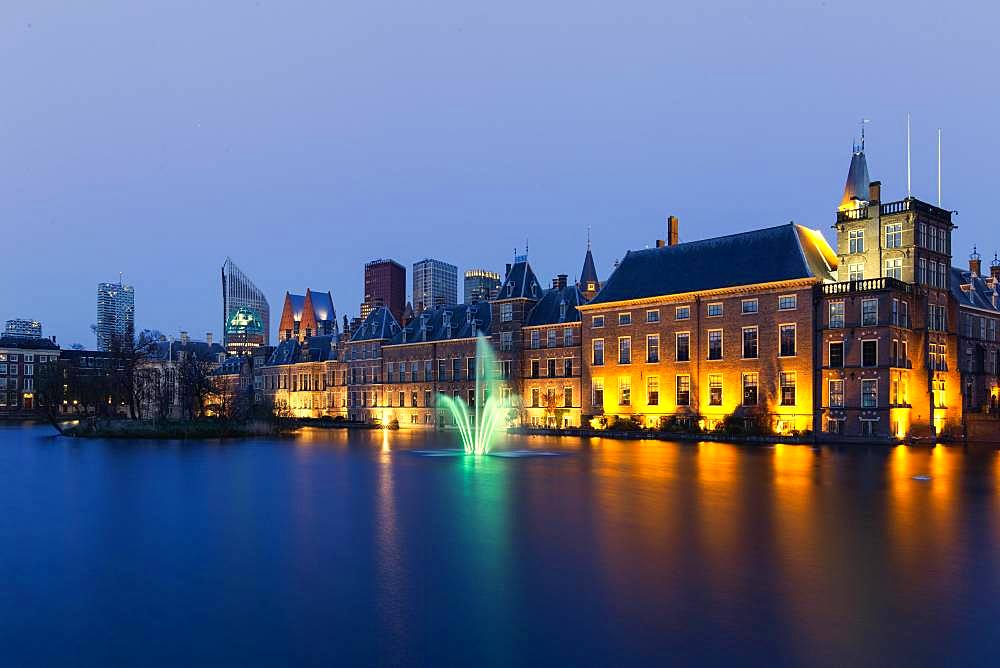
222 257 270 351
4 318 42 338
361 259 406 324
463 269 501 304
413 258 458 313
96 278 135 351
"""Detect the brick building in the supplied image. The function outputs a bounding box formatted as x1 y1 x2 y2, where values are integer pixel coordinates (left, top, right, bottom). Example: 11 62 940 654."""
0 334 60 417
578 220 828 434
951 251 1000 439
277 289 338 343
361 259 406 324
260 334 346 418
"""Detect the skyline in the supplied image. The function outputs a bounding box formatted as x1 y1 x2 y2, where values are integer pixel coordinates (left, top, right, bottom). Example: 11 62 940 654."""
4 1 998 345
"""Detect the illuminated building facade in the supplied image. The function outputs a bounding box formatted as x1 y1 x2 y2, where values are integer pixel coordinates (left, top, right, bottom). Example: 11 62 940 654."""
412 258 458 313
579 220 828 434
463 269 501 304
277 289 337 343
225 306 267 356
0 334 60 416
952 251 1000 439
361 259 406 324
222 258 270 350
379 301 493 428
345 306 401 423
96 279 135 351
260 334 346 419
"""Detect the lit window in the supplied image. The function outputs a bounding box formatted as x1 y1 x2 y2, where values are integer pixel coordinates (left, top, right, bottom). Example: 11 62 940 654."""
861 379 878 408
500 304 513 323
676 375 691 406
647 376 659 406
742 373 758 406
592 378 604 406
592 339 605 366
708 374 722 406
829 380 845 407
618 376 631 406
780 372 796 406
849 263 864 282
829 302 845 328
885 257 903 280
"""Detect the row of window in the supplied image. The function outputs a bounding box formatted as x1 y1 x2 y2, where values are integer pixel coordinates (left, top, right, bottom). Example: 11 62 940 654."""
591 295 798 329
961 314 999 342
845 222 949 255
592 372 798 408
529 387 574 409
592 325 797 365
347 387 515 409
0 363 33 376
528 327 575 349
529 358 574 378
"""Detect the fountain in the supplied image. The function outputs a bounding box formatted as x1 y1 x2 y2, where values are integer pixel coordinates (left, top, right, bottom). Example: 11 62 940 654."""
437 334 508 455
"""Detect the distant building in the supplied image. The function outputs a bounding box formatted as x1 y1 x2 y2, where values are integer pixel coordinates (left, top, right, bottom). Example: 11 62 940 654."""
413 258 458 313
361 259 406 324
225 306 267 356
222 257 270 350
4 318 42 339
0 334 60 416
277 289 338 343
96 278 135 351
463 269 501 304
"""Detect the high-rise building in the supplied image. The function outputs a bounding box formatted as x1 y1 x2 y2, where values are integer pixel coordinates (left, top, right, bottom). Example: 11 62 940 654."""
413 258 458 313
96 278 135 351
362 259 406 324
222 257 270 351
4 318 42 338
463 269 501 304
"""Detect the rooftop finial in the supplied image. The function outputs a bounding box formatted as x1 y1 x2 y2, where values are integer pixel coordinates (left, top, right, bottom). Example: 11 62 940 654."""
993 252 999 268
972 245 981 261
587 225 591 250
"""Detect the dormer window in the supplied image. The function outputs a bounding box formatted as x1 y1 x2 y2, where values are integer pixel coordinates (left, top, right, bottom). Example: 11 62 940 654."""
559 300 567 320
531 284 538 297
507 283 515 297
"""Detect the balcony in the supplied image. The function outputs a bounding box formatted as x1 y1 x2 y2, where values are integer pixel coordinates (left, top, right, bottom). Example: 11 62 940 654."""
821 277 913 296
836 206 869 223
880 198 952 222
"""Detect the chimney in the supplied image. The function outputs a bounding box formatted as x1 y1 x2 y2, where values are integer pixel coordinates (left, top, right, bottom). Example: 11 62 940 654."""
868 180 881 203
206 332 213 346
655 239 665 248
667 215 679 246
556 274 568 289
180 331 189 345
51 335 57 344
970 247 983 277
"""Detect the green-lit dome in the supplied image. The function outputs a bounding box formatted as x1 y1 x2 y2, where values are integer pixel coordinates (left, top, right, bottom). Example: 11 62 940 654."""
226 306 265 335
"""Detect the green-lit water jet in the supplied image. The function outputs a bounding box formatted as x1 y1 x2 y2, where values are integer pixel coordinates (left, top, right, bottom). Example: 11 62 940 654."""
438 334 510 455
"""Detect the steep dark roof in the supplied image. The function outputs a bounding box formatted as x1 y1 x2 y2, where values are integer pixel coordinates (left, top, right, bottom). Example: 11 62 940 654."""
350 306 401 342
0 335 59 351
266 335 340 366
146 339 226 363
526 285 585 326
580 248 599 287
840 150 871 209
950 267 1000 314
388 302 492 345
308 291 336 322
587 223 835 305
498 261 543 301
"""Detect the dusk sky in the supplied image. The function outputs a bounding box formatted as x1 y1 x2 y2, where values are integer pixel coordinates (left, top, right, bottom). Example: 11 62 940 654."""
3 1 997 346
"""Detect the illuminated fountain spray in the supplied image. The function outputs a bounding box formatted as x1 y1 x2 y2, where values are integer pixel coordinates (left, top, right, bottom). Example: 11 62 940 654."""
438 334 509 455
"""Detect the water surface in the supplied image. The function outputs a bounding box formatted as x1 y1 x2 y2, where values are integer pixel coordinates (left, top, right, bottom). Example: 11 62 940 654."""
1 424 999 666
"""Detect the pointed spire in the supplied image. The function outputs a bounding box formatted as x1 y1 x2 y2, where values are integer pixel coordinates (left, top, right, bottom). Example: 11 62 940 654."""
579 236 600 301
839 138 871 211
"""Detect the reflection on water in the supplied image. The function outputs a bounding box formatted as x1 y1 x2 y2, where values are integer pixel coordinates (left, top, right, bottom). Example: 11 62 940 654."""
2 425 999 665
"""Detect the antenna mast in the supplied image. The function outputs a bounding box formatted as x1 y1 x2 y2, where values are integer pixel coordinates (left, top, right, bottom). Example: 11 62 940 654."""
906 113 912 198
937 128 942 207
